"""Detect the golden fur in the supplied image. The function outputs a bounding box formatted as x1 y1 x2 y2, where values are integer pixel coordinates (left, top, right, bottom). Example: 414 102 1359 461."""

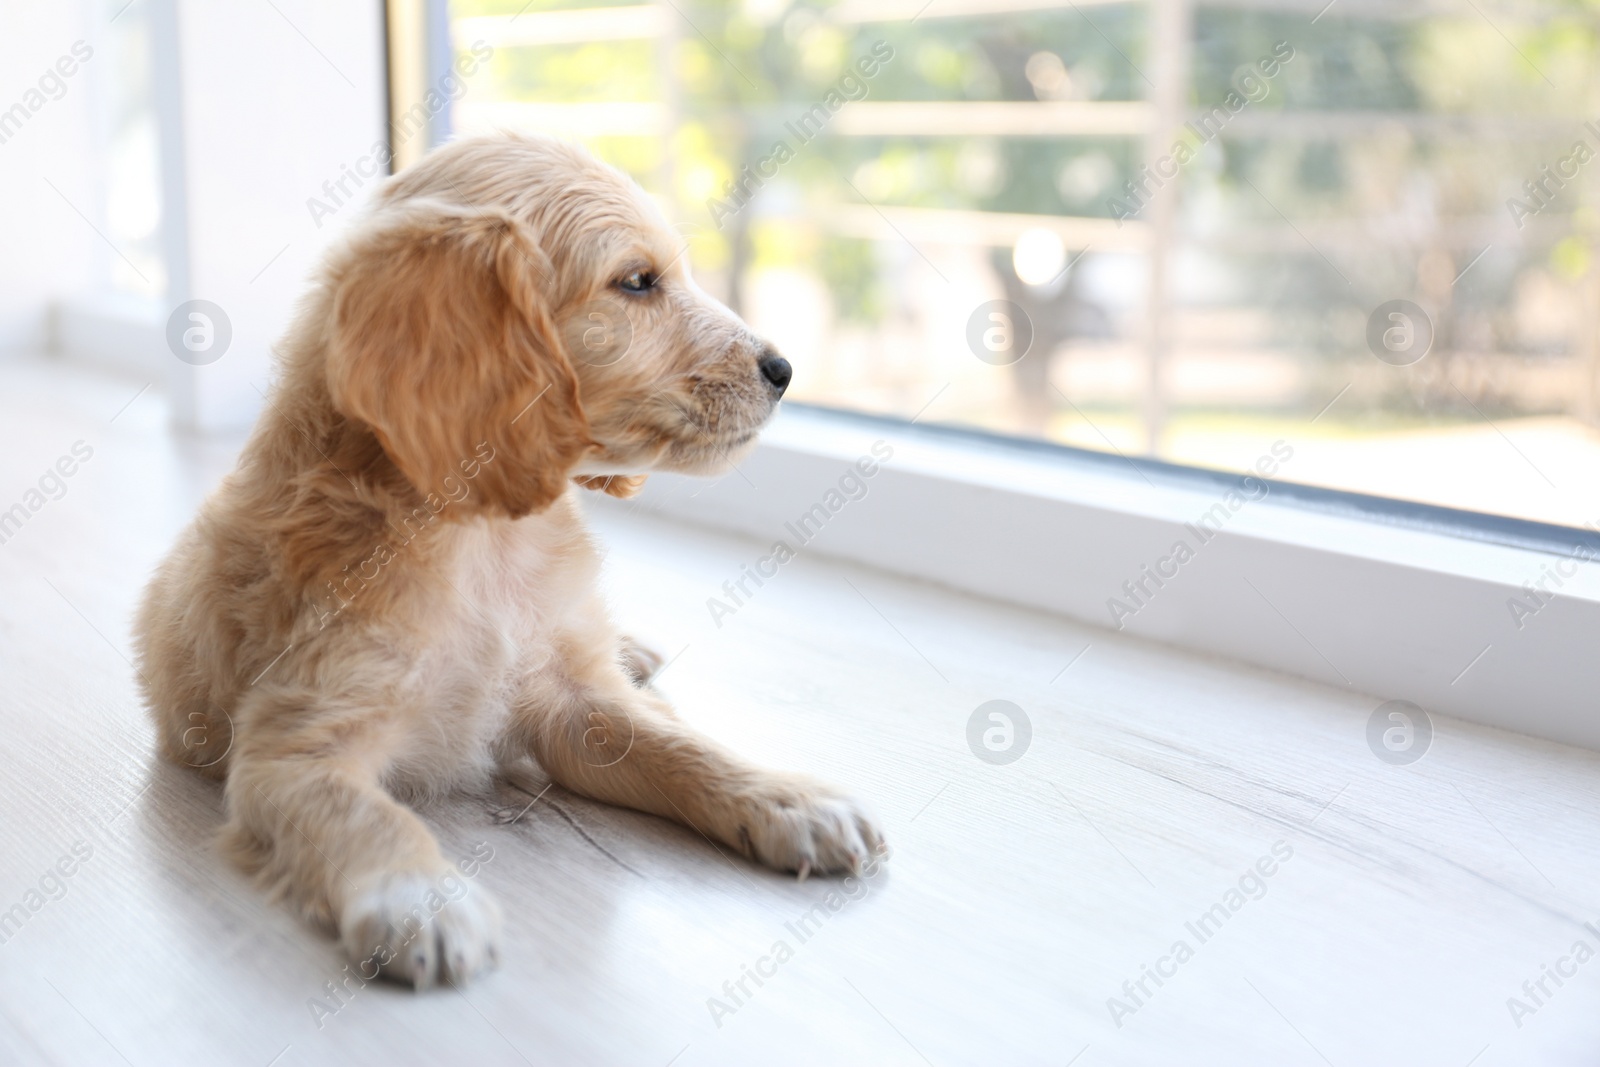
134 133 884 988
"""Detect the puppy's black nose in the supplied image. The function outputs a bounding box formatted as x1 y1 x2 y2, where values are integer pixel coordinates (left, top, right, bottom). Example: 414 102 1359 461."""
758 349 792 396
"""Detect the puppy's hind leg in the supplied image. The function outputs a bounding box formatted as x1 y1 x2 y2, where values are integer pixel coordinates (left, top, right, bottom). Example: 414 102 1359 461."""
223 690 501 988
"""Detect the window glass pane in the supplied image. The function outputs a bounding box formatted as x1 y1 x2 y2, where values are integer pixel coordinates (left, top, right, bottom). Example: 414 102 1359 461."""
447 0 1598 531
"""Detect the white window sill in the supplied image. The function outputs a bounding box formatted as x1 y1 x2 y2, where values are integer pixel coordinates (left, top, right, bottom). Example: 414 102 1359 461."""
620 403 1600 750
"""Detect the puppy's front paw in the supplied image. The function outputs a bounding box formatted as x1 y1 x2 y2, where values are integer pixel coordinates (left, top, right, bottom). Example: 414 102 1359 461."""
730 779 887 879
340 872 502 989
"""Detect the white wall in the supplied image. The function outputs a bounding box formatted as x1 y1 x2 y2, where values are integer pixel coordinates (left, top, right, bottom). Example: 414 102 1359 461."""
163 0 388 430
0 0 389 433
0 1 99 355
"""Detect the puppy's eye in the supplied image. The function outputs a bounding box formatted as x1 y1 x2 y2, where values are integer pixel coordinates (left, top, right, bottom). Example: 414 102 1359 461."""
618 269 656 293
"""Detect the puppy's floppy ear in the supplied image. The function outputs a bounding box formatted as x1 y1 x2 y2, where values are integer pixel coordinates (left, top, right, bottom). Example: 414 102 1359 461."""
327 200 593 518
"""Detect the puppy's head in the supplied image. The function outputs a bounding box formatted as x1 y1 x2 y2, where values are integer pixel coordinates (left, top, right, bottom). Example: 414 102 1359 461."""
325 133 788 518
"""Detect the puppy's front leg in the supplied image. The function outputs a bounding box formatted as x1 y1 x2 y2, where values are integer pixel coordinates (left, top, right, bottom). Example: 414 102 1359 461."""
514 660 885 878
223 691 501 987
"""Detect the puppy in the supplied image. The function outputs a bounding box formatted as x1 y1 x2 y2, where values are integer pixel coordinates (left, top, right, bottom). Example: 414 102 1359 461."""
134 133 885 988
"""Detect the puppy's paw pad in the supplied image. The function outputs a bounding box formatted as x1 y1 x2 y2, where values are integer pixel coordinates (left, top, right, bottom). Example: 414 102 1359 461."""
735 782 888 878
340 873 502 989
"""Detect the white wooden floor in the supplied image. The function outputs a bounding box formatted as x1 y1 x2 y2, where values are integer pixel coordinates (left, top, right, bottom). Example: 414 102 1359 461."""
2 357 1600 1066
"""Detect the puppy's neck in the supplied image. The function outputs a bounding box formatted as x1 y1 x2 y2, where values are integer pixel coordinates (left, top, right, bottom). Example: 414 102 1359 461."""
244 382 500 609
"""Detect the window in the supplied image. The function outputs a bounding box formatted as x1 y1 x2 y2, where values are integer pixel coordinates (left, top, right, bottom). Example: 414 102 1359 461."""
435 0 1599 533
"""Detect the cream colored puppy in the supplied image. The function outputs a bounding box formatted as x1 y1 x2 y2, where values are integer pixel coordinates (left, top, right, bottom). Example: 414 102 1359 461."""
135 133 884 988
